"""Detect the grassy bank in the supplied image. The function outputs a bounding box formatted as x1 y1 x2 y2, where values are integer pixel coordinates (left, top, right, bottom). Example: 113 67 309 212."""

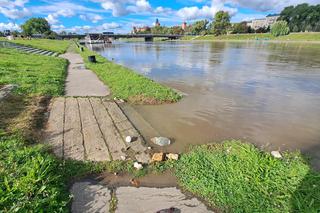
9 39 71 54
0 48 67 95
182 32 320 42
0 47 173 211
176 140 320 212
78 46 181 104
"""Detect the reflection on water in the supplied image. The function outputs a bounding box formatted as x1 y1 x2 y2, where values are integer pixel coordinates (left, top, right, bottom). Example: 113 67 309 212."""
90 41 320 168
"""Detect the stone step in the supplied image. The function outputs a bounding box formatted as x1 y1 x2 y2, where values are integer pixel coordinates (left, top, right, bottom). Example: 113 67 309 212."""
32 49 46 54
52 52 59 57
26 49 41 54
37 50 49 55
44 51 54 56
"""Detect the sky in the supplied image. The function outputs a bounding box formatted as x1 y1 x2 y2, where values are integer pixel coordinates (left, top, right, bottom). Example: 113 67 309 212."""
0 0 319 33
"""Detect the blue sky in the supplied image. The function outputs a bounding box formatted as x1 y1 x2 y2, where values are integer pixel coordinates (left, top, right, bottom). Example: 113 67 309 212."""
0 0 319 33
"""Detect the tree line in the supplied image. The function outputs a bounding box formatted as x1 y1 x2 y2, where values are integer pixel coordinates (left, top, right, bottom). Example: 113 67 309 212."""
0 3 319 38
143 3 319 36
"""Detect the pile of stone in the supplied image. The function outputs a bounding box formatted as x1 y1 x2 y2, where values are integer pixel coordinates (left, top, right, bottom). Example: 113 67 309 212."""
151 152 179 163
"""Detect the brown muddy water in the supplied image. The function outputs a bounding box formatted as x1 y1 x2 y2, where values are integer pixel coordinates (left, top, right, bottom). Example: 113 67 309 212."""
89 41 320 168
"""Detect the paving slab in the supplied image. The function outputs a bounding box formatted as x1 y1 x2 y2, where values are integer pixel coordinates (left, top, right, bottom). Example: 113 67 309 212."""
71 181 110 213
45 97 65 157
78 97 111 161
61 53 109 97
64 98 85 160
116 187 212 213
45 97 150 162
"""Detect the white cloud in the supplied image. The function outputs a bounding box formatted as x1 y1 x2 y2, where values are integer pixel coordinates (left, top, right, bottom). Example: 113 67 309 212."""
79 13 103 23
176 0 237 20
93 0 152 16
0 0 31 19
101 22 121 29
216 0 319 12
45 9 75 25
0 22 20 31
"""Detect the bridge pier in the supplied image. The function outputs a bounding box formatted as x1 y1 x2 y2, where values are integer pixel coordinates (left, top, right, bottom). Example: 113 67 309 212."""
145 37 153 42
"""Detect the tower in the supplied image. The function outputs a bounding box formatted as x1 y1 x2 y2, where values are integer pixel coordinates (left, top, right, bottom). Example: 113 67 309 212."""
155 18 160 27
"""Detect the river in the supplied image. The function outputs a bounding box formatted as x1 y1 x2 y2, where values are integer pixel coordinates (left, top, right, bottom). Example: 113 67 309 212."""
89 41 320 168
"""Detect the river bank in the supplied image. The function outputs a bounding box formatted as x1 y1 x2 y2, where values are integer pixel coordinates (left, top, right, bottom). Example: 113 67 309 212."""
1 39 319 212
181 32 320 42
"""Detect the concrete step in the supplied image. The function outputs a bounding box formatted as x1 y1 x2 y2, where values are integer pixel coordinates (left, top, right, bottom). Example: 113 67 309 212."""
52 52 59 57
39 50 50 55
31 49 44 54
44 51 54 56
26 49 41 54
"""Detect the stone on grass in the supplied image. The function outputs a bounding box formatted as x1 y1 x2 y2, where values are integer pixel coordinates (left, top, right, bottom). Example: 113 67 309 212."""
133 162 143 170
151 137 171 146
151 153 165 162
271 151 282 158
126 136 132 143
166 153 179 161
120 155 126 161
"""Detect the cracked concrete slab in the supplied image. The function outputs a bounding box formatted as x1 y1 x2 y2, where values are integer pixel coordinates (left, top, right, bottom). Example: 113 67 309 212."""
116 187 213 213
45 97 150 163
70 182 213 213
71 181 111 213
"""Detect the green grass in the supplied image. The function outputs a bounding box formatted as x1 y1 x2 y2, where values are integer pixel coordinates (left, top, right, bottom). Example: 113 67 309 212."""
10 39 71 54
176 140 320 212
182 32 320 41
0 48 67 96
78 46 181 104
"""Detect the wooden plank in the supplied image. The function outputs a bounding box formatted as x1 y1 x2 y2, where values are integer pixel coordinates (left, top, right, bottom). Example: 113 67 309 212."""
64 98 85 160
90 98 127 160
45 97 65 157
102 100 127 123
78 98 111 161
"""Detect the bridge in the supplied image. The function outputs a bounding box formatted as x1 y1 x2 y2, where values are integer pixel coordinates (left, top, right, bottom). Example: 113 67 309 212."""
59 33 183 43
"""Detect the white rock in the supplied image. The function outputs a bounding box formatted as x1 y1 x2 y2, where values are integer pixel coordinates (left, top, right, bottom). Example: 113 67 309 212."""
271 151 282 158
133 162 143 170
151 137 171 146
120 155 126 161
126 136 132 143
166 153 179 161
147 146 152 150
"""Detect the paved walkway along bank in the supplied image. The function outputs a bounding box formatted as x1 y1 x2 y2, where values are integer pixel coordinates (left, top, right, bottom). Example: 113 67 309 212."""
71 181 213 213
45 97 150 163
61 52 110 97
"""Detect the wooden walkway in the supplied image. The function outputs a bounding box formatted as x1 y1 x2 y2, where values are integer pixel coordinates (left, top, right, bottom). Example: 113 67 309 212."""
45 97 150 163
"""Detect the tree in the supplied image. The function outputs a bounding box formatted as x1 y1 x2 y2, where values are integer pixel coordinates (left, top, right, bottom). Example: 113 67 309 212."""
187 20 209 35
151 26 169 34
279 3 320 32
168 26 184 35
211 11 231 36
0 31 3 37
271 21 290 36
21 18 51 36
231 22 253 34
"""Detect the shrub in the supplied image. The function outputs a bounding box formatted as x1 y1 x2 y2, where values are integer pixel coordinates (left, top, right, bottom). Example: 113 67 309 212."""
271 21 290 36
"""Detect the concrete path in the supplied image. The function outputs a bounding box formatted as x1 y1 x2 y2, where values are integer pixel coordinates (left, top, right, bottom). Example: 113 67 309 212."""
60 52 109 97
45 97 150 163
70 181 213 213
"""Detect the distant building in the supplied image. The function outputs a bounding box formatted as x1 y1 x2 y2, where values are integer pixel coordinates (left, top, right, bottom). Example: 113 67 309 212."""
247 14 280 30
132 26 151 34
155 18 160 27
182 22 187 30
